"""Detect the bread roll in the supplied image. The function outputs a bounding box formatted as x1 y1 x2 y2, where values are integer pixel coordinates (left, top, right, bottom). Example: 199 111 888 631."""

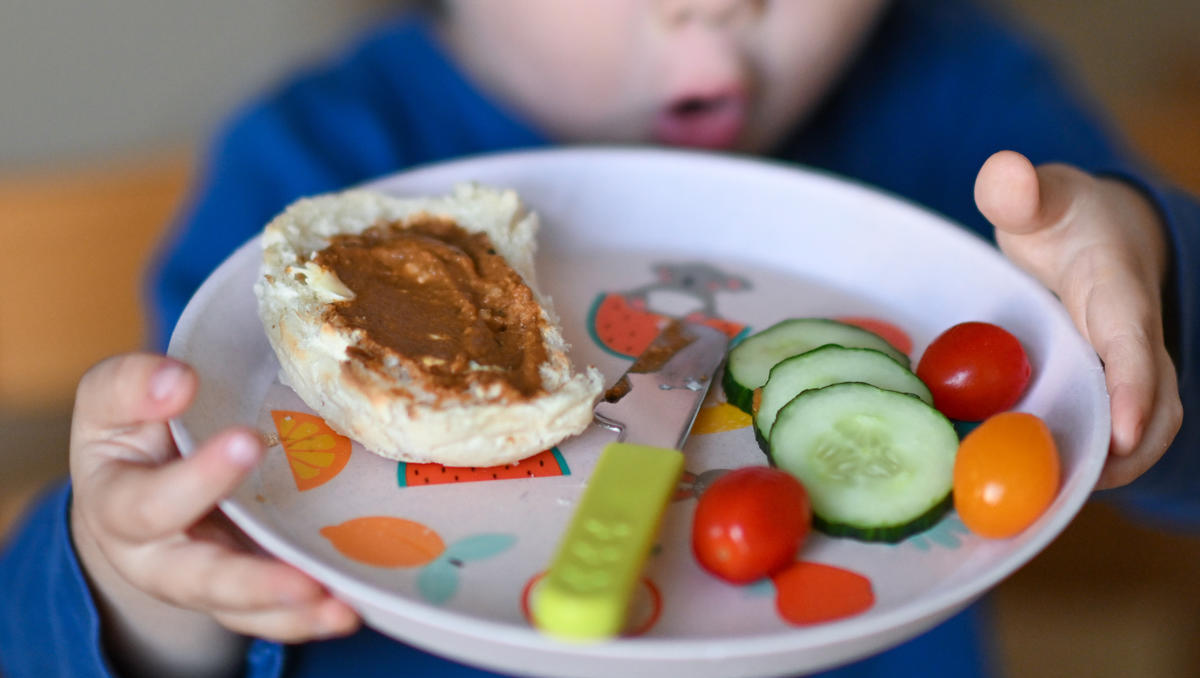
254 184 603 466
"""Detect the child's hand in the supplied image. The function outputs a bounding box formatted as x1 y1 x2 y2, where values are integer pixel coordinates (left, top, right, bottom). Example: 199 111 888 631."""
975 151 1183 490
69 354 359 676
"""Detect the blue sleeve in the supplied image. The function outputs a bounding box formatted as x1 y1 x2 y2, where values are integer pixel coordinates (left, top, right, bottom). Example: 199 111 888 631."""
789 0 1137 238
0 483 115 678
0 482 289 678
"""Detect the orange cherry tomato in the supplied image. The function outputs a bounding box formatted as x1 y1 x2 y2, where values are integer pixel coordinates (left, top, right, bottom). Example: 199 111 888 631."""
953 412 1060 538
692 467 811 584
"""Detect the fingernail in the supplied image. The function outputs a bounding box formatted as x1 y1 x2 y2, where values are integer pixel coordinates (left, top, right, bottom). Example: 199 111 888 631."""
149 361 187 402
225 433 262 467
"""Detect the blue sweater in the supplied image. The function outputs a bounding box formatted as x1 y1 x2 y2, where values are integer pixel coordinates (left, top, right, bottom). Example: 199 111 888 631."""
3 2 1197 676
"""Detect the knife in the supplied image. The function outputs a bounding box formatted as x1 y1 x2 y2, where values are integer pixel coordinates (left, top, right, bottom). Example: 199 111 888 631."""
531 319 728 640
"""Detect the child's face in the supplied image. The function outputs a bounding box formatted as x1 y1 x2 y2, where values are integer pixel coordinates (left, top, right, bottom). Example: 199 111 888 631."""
441 0 887 152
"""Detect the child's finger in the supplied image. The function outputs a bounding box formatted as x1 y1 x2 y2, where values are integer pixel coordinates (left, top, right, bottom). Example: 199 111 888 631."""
1099 340 1158 459
73 354 197 438
126 537 325 613
212 597 360 644
1097 349 1182 489
974 150 1084 237
1081 276 1159 454
92 428 263 542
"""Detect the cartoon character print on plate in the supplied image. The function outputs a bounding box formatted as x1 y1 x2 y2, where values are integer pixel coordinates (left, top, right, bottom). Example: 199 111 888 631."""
398 448 570 487
320 516 516 605
588 262 750 358
269 410 352 491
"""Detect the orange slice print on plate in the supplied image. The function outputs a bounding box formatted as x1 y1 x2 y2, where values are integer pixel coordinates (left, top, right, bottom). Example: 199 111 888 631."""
271 410 352 491
320 516 446 568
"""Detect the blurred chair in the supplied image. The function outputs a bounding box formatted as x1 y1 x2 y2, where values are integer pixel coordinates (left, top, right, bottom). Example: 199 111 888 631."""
0 148 192 533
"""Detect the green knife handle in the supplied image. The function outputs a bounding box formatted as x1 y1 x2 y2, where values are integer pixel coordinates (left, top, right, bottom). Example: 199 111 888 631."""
531 442 683 640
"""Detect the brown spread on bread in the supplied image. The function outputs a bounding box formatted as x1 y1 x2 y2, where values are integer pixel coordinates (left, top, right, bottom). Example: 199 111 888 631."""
312 216 549 400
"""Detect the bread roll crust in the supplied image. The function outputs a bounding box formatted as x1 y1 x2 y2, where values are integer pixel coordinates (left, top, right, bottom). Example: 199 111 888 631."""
254 185 603 466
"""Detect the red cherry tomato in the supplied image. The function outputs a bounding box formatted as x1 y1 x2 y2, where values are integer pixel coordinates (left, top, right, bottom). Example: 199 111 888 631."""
916 321 1031 421
692 467 811 584
954 411 1060 538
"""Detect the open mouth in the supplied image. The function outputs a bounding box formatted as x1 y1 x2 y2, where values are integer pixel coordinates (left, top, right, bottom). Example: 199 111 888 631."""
652 94 747 150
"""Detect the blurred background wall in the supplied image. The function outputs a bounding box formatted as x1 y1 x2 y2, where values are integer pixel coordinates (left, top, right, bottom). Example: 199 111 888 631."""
2 0 398 167
1 1 1198 676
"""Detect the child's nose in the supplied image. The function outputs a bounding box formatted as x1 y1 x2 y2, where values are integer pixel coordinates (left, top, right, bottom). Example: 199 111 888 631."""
657 0 766 30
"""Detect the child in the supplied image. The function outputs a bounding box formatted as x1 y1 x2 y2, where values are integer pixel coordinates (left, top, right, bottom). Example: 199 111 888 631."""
2 1 1196 676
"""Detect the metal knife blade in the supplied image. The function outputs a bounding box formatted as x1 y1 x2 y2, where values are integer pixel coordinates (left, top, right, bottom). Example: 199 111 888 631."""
531 319 728 640
594 320 729 449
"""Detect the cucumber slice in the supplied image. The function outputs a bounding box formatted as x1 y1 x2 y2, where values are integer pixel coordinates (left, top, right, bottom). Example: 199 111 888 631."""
723 318 910 413
769 382 957 543
755 345 932 447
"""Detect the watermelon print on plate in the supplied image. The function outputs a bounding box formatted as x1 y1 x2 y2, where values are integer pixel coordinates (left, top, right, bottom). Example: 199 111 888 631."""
588 262 750 358
398 448 570 487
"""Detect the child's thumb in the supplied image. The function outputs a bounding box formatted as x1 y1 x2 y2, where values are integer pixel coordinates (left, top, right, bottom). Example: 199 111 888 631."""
974 150 1088 236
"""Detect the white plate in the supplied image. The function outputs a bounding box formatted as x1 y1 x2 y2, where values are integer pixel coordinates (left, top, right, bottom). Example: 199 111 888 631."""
168 147 1109 678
